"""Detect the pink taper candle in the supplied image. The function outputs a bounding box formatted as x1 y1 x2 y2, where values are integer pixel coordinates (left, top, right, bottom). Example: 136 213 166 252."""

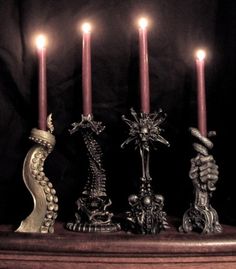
82 23 92 116
195 49 207 137
36 35 47 131
138 18 150 114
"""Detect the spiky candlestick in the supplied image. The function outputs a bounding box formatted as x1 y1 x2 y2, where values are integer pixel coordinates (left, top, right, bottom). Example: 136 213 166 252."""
121 108 169 234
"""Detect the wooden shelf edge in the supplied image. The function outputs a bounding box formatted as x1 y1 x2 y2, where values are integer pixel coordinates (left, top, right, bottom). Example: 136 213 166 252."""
2 220 236 268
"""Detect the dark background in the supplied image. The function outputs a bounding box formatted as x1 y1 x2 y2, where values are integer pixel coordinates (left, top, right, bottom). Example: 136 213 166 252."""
0 0 235 228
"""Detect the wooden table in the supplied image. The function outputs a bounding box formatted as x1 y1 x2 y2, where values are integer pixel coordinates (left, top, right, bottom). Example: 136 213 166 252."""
1 220 236 269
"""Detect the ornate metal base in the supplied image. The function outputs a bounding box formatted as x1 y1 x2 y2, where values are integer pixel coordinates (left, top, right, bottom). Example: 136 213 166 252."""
121 108 170 234
180 204 222 233
125 191 169 234
179 127 222 234
66 114 120 233
16 116 58 233
66 195 120 232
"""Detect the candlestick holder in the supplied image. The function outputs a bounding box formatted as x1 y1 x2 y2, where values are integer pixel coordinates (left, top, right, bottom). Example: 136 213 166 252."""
16 115 58 233
121 108 170 234
66 114 120 232
179 127 222 234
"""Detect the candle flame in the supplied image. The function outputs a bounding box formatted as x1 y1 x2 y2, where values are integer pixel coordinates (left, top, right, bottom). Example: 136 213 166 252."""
35 34 47 49
82 22 92 33
138 18 148 29
196 49 206 61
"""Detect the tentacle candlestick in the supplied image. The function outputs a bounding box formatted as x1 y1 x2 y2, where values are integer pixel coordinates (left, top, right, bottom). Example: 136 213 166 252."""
179 128 222 234
16 115 58 233
66 115 120 232
121 108 170 234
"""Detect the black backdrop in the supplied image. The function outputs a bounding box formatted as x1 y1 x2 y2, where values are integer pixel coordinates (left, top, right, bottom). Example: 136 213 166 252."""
0 0 235 227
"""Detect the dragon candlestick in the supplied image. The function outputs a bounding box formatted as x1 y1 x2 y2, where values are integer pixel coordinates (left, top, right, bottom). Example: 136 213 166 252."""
16 115 58 233
179 127 222 234
66 114 120 232
121 108 170 234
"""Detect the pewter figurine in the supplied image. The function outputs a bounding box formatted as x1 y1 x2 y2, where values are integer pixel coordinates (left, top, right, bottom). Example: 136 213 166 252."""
179 127 222 234
66 114 120 232
121 108 169 234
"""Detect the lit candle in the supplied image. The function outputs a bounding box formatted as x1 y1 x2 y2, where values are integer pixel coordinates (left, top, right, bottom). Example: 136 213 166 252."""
138 17 150 114
82 22 92 116
36 34 47 131
195 49 207 137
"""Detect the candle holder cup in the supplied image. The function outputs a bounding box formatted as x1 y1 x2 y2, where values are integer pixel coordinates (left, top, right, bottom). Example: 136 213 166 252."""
179 127 222 234
121 108 169 234
16 115 58 233
66 114 120 232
